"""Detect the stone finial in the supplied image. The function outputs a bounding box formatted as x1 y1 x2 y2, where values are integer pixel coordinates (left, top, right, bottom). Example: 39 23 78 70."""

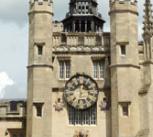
143 0 153 36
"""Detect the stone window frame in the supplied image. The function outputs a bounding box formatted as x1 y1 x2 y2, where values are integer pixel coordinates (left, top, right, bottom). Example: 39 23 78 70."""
7 101 20 115
57 57 71 80
119 101 131 117
34 41 45 56
33 102 44 118
117 42 129 56
91 57 105 80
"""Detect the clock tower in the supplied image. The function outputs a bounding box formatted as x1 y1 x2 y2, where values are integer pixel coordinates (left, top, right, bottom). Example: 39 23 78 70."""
27 0 111 137
27 0 140 137
0 1 153 137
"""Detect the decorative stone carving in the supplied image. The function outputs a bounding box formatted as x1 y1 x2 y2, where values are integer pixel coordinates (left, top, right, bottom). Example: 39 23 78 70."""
99 98 108 111
73 130 90 137
53 98 64 112
53 46 105 53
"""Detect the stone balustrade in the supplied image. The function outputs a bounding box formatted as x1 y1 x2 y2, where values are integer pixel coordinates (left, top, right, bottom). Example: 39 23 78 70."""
53 32 110 48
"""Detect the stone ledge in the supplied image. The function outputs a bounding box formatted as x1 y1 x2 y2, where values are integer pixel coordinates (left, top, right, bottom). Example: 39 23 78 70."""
110 64 140 69
53 46 107 54
27 64 53 69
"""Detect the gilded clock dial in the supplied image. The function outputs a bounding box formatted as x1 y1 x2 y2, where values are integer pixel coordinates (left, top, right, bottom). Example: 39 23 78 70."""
64 74 99 110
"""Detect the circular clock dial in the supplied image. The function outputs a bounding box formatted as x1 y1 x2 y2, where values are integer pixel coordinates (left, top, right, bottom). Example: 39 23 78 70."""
64 74 99 110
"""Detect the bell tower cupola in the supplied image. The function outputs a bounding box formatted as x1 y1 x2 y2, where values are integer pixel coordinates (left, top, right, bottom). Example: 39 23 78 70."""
62 0 105 32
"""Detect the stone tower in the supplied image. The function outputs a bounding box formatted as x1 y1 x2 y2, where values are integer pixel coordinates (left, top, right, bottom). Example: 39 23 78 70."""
2 1 153 137
27 0 53 137
109 0 140 137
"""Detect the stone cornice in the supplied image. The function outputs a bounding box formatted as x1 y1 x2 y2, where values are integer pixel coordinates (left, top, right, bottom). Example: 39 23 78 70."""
110 64 140 69
109 10 138 15
28 10 53 16
0 117 26 121
27 64 53 69
53 32 110 36
53 46 109 54
140 60 153 65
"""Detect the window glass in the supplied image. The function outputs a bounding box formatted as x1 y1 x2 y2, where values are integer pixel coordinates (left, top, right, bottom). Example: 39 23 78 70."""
59 61 65 79
120 45 126 55
65 61 71 78
99 62 104 78
37 45 43 55
34 103 43 117
122 104 129 116
59 60 71 79
94 61 98 78
93 60 104 79
10 101 17 111
68 104 97 125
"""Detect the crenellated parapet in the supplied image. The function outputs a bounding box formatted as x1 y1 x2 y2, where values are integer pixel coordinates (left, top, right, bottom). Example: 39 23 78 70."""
29 0 52 6
110 0 137 5
29 0 53 14
109 0 138 15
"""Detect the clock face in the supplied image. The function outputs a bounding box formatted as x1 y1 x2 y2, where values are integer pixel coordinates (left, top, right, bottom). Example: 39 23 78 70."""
64 74 99 110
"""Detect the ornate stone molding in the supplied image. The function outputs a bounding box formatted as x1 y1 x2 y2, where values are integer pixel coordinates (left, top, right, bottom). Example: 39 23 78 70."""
53 46 106 54
27 64 53 69
110 64 140 69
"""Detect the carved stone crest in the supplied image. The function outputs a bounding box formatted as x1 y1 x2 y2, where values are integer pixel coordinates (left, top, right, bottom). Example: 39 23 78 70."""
53 98 64 112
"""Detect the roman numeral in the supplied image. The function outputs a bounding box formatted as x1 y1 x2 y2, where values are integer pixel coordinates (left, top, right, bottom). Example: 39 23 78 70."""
67 95 75 102
87 95 97 103
72 99 79 107
88 92 97 97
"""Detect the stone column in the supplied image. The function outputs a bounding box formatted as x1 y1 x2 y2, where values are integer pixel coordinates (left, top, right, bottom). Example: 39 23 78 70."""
73 21 76 32
91 21 95 32
79 20 81 32
85 20 87 32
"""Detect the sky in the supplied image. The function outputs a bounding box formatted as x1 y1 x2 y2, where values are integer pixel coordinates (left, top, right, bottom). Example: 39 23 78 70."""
0 0 144 99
